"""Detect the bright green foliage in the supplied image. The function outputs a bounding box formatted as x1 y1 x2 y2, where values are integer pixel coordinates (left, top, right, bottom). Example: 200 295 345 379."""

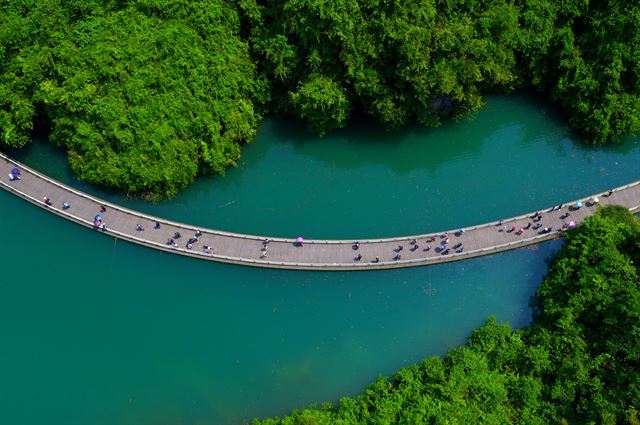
0 0 263 199
527 205 640 424
0 1 63 148
252 206 640 424
290 76 350 136
42 4 260 198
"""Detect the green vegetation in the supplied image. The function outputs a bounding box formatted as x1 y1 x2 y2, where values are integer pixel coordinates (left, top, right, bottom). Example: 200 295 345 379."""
1 1 639 197
252 205 640 425
0 1 262 198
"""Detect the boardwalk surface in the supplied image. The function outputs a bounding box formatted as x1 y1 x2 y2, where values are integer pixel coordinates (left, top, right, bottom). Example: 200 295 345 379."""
1 152 639 270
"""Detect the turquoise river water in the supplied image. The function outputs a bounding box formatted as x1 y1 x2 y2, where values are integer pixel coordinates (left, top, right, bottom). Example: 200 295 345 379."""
0 95 639 424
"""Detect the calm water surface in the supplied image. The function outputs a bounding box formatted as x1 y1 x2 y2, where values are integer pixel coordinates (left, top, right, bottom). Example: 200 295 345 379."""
1 95 638 424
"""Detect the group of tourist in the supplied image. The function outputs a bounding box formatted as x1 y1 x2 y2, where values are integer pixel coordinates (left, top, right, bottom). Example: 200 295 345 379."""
10 160 622 267
16 160 219 256
498 192 613 238
92 196 603 263
261 238 271 258
92 207 108 231
347 230 469 263
41 195 71 210
164 229 211 253
342 193 611 264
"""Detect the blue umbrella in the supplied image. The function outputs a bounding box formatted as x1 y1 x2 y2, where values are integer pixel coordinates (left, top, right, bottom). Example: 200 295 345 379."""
95 214 102 221
11 167 20 176
575 201 583 208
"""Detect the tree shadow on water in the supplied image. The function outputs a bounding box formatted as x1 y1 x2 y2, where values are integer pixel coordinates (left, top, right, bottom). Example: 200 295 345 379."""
266 112 492 176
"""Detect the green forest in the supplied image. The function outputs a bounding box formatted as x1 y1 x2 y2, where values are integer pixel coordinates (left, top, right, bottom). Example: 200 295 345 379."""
252 205 640 425
1 0 639 197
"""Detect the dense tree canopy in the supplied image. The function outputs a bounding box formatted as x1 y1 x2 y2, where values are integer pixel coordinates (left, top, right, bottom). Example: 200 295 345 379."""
518 0 640 143
0 0 263 198
242 0 521 130
1 0 639 197
252 205 640 425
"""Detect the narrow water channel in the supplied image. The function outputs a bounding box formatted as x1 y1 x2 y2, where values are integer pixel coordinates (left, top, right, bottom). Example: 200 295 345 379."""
0 95 638 424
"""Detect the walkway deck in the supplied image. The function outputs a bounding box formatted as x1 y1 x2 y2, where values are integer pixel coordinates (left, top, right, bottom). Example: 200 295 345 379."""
1 152 639 270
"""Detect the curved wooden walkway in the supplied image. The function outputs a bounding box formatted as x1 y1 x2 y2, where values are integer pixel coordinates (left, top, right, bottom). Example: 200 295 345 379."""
1 152 639 270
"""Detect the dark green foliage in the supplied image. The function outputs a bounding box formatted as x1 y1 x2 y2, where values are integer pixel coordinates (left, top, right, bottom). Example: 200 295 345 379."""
244 0 520 132
1 0 639 197
252 206 640 424
519 0 640 144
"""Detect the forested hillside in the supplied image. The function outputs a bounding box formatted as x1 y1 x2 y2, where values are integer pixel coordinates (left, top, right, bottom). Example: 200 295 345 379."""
0 1 263 198
1 0 639 197
252 205 640 424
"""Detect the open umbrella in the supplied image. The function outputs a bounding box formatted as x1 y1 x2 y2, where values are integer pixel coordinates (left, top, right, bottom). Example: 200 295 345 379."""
569 221 576 228
592 197 599 204
575 201 583 208
95 214 102 221
11 167 20 176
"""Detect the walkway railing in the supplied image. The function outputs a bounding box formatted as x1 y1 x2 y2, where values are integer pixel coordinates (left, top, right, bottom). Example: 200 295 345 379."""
1 152 638 270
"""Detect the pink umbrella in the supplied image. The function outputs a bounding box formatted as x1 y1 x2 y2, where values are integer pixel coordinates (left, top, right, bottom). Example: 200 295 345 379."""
296 237 304 246
569 221 576 228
